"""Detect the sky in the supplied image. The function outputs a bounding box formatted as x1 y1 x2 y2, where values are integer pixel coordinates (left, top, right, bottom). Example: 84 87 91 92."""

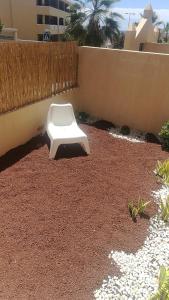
113 0 169 30
115 0 169 9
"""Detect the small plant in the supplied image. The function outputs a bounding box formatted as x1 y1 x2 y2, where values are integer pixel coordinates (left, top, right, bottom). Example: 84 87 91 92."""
120 125 130 136
128 202 139 221
155 160 169 185
77 111 89 124
137 198 150 215
128 198 150 221
150 266 169 300
160 196 169 222
159 121 169 151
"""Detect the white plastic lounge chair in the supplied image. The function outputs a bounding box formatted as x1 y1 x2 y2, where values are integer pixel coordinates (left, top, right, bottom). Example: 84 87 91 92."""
46 103 90 159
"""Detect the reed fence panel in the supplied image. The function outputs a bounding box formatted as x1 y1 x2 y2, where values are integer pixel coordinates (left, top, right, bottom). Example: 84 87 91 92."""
0 41 78 114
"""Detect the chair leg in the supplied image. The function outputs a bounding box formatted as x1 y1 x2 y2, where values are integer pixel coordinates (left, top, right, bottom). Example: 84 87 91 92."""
81 139 90 155
49 141 59 159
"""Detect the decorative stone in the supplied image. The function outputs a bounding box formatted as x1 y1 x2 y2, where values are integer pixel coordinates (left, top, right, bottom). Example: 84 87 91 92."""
94 185 169 299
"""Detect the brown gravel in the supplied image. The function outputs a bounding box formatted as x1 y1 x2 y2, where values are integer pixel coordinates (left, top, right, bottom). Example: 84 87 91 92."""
0 125 168 300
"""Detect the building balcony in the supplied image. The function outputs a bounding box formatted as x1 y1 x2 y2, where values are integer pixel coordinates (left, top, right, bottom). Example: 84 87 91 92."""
36 24 66 35
0 27 18 41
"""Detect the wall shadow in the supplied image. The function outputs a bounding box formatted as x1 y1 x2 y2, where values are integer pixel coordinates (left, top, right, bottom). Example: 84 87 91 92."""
0 135 46 172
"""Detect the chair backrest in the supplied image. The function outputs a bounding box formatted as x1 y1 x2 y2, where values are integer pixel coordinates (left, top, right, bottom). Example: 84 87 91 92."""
47 103 76 126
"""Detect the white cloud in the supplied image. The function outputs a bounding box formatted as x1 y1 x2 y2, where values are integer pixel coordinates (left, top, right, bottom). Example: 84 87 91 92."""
113 7 169 30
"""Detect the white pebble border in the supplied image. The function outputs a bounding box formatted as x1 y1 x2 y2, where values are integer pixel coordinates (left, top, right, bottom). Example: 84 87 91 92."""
109 127 145 143
94 185 169 300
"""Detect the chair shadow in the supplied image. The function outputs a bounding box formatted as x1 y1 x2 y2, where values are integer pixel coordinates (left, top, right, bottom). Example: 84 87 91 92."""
45 133 87 159
0 135 46 172
54 143 87 160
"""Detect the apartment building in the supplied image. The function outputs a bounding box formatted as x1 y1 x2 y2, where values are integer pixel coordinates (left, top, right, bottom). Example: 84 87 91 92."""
0 0 69 41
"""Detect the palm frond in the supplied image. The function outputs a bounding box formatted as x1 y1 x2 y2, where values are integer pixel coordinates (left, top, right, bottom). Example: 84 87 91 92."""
110 12 124 20
73 0 86 8
99 0 118 8
155 21 164 26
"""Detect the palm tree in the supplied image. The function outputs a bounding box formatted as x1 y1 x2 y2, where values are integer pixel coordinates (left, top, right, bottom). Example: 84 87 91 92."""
64 2 87 45
164 22 169 43
152 11 163 26
64 0 123 47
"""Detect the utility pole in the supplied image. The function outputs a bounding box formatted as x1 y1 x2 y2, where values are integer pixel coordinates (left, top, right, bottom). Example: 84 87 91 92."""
124 12 137 27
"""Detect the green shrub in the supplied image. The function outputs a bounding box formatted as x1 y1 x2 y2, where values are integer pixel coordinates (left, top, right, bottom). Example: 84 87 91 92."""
159 121 169 150
76 111 89 124
128 202 139 221
155 160 169 185
150 266 169 300
120 125 130 136
128 198 150 221
160 196 169 222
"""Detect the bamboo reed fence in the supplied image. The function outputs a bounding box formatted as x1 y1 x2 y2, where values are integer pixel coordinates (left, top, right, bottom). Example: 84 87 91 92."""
0 41 78 114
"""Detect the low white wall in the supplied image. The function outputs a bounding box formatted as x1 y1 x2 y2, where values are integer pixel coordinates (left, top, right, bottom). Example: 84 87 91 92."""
0 91 78 157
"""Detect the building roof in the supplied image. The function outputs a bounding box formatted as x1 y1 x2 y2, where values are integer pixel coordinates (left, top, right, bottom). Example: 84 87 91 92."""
135 18 147 39
144 3 153 11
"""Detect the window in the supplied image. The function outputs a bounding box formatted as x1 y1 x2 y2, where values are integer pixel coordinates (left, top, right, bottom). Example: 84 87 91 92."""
37 34 43 41
50 0 58 8
50 34 63 41
59 0 65 11
53 16 58 25
55 0 59 9
51 34 59 41
37 15 43 24
44 0 50 5
65 3 69 12
37 0 66 11
45 16 58 25
36 0 42 5
45 15 50 24
59 17 64 25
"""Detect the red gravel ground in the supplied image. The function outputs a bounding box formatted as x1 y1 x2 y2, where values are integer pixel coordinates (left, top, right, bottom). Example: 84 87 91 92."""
0 125 168 300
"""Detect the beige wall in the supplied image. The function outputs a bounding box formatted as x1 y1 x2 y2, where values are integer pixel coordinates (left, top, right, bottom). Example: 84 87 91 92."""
75 46 169 134
12 0 37 40
143 42 169 54
2 46 169 157
0 0 11 27
124 29 140 51
0 92 78 157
